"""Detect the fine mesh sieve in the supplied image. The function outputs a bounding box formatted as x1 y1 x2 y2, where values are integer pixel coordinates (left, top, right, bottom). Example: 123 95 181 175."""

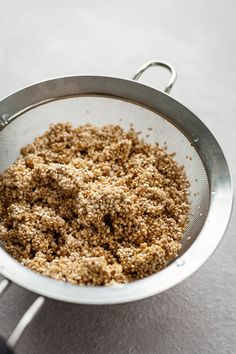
0 61 233 314
0 95 209 255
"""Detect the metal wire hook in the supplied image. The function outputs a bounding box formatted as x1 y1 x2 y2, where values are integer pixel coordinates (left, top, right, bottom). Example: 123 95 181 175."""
132 60 177 94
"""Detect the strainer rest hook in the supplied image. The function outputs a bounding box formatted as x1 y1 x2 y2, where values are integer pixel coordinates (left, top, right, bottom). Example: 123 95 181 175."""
132 60 177 94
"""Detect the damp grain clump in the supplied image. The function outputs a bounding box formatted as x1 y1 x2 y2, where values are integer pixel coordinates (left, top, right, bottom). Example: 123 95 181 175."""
0 123 190 285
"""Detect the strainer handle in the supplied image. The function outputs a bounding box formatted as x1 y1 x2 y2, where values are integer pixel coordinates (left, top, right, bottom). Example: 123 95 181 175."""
0 278 45 353
132 61 177 94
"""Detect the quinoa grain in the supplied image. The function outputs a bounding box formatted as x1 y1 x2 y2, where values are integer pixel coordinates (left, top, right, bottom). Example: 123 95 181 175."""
0 123 190 285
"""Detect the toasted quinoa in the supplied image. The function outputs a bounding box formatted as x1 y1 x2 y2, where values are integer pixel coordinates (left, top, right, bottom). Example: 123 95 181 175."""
0 123 190 285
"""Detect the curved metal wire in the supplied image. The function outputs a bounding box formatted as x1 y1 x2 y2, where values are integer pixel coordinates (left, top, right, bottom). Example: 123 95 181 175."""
132 60 177 94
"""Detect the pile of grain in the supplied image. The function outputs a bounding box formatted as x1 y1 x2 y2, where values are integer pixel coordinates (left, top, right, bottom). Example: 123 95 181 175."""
0 123 189 285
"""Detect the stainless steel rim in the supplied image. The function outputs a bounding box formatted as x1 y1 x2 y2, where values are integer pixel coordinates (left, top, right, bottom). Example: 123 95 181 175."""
0 75 233 304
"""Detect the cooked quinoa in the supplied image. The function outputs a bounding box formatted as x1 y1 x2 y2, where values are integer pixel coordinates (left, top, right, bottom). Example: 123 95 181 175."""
0 123 190 285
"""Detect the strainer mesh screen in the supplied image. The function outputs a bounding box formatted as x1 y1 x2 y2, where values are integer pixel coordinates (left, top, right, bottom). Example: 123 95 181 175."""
0 96 209 254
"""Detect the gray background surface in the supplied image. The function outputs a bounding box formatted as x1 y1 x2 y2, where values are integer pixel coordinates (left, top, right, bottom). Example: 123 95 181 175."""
0 1 235 353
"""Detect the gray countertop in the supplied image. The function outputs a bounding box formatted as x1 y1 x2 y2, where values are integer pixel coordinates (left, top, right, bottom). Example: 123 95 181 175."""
0 1 235 353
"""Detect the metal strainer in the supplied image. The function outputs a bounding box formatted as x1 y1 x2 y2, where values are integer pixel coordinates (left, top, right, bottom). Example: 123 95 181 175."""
0 61 233 352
